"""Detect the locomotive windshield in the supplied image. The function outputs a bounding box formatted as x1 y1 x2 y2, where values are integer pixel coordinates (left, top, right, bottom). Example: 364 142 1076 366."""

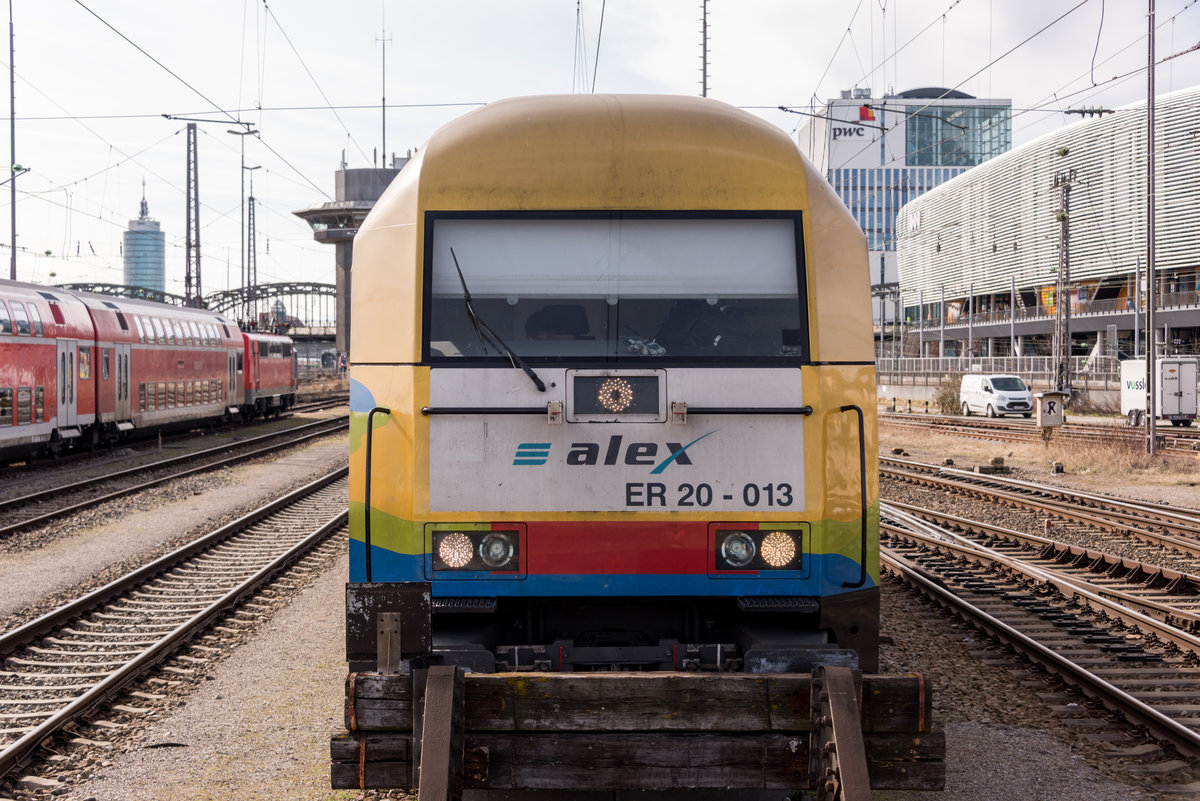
424 213 807 363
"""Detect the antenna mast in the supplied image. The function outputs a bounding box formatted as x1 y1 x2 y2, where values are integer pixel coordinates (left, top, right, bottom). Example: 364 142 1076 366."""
9 0 15 279
377 4 390 167
699 0 709 97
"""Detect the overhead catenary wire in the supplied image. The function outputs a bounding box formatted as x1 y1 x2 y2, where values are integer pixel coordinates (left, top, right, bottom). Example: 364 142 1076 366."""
75 0 329 200
260 0 372 167
591 0 606 93
832 1 1094 170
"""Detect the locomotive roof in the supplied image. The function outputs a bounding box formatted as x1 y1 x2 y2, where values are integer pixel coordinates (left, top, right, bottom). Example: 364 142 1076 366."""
410 94 812 212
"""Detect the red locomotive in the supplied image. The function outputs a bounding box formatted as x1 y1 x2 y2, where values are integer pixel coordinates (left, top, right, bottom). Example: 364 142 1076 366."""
0 280 298 462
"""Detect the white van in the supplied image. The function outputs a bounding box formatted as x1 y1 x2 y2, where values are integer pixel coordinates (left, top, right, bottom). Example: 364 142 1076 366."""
959 374 1033 418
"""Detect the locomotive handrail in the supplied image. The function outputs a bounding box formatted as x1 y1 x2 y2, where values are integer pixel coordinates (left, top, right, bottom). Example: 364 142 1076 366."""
421 405 814 415
686 406 813 415
839 404 868 589
364 406 392 582
421 406 546 415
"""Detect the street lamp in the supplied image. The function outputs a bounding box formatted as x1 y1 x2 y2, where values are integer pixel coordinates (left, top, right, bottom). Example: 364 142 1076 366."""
0 164 28 187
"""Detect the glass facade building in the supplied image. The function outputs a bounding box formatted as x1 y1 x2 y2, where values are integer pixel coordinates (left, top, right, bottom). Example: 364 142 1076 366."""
123 191 165 293
904 104 1011 167
796 88 1012 327
895 85 1200 359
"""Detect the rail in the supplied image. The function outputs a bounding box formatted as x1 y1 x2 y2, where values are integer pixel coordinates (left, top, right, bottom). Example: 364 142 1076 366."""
881 506 1200 758
0 468 349 780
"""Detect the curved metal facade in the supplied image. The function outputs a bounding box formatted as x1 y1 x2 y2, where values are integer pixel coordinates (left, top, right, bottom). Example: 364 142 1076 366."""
896 86 1200 314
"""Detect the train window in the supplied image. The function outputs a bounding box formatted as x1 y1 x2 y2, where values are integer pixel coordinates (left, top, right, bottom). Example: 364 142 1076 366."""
157 381 166 409
133 316 145 343
0 388 10 425
10 302 30 335
78 347 91 380
168 381 176 408
151 317 165 344
47 302 64 324
27 304 43 336
115 311 129 332
16 387 31 425
35 387 43 422
259 340 269 357
139 383 147 411
0 301 10 334
426 215 807 363
102 349 110 381
60 354 66 404
282 342 292 357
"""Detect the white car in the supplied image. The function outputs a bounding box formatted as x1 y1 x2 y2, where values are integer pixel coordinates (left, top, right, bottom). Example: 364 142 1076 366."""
960 374 1033 418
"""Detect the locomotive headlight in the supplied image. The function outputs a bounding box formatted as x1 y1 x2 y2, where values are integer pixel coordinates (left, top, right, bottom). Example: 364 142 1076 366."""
597 377 634 412
760 531 797 568
435 531 474 569
478 532 515 568
720 532 756 568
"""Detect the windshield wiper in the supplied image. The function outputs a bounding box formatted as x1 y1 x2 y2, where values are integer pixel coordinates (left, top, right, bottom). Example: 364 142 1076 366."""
449 247 546 393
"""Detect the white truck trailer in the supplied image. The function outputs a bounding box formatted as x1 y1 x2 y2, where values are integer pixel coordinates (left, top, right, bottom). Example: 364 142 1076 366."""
1120 357 1198 427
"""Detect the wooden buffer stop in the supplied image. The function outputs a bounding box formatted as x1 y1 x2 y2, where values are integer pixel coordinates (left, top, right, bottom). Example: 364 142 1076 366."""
331 613 944 800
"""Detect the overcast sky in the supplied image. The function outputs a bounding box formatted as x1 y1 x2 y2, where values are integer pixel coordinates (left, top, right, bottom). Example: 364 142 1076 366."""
6 0 1200 295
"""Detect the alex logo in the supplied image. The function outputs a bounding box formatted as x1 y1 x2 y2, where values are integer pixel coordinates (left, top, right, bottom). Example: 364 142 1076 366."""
513 431 716 474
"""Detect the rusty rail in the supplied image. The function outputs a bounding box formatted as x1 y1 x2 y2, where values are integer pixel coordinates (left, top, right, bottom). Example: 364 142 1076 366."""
809 665 872 801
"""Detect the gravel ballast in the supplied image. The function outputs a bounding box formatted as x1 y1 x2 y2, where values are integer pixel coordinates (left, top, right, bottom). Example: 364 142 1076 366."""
8 413 1199 799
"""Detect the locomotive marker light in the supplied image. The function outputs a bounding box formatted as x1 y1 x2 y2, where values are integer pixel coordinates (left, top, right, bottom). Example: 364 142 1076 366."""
432 529 521 572
760 530 797 568
435 531 474 569
715 528 802 571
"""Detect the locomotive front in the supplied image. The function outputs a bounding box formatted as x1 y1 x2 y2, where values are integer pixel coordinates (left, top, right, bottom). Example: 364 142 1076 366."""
346 94 879 676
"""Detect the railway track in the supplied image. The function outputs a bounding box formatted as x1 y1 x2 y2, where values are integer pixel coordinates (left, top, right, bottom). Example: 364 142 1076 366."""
881 503 1200 775
882 456 1200 566
0 468 349 781
0 415 348 537
881 411 1200 454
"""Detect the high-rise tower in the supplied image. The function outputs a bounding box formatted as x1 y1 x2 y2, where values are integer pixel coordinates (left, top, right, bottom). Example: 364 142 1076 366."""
123 182 166 292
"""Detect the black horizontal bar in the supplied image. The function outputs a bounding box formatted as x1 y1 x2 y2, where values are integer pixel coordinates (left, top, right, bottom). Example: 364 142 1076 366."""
421 405 814 416
421 406 546 415
687 406 813 415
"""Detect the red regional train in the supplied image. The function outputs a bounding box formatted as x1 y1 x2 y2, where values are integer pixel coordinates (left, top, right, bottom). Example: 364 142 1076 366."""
0 279 298 463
